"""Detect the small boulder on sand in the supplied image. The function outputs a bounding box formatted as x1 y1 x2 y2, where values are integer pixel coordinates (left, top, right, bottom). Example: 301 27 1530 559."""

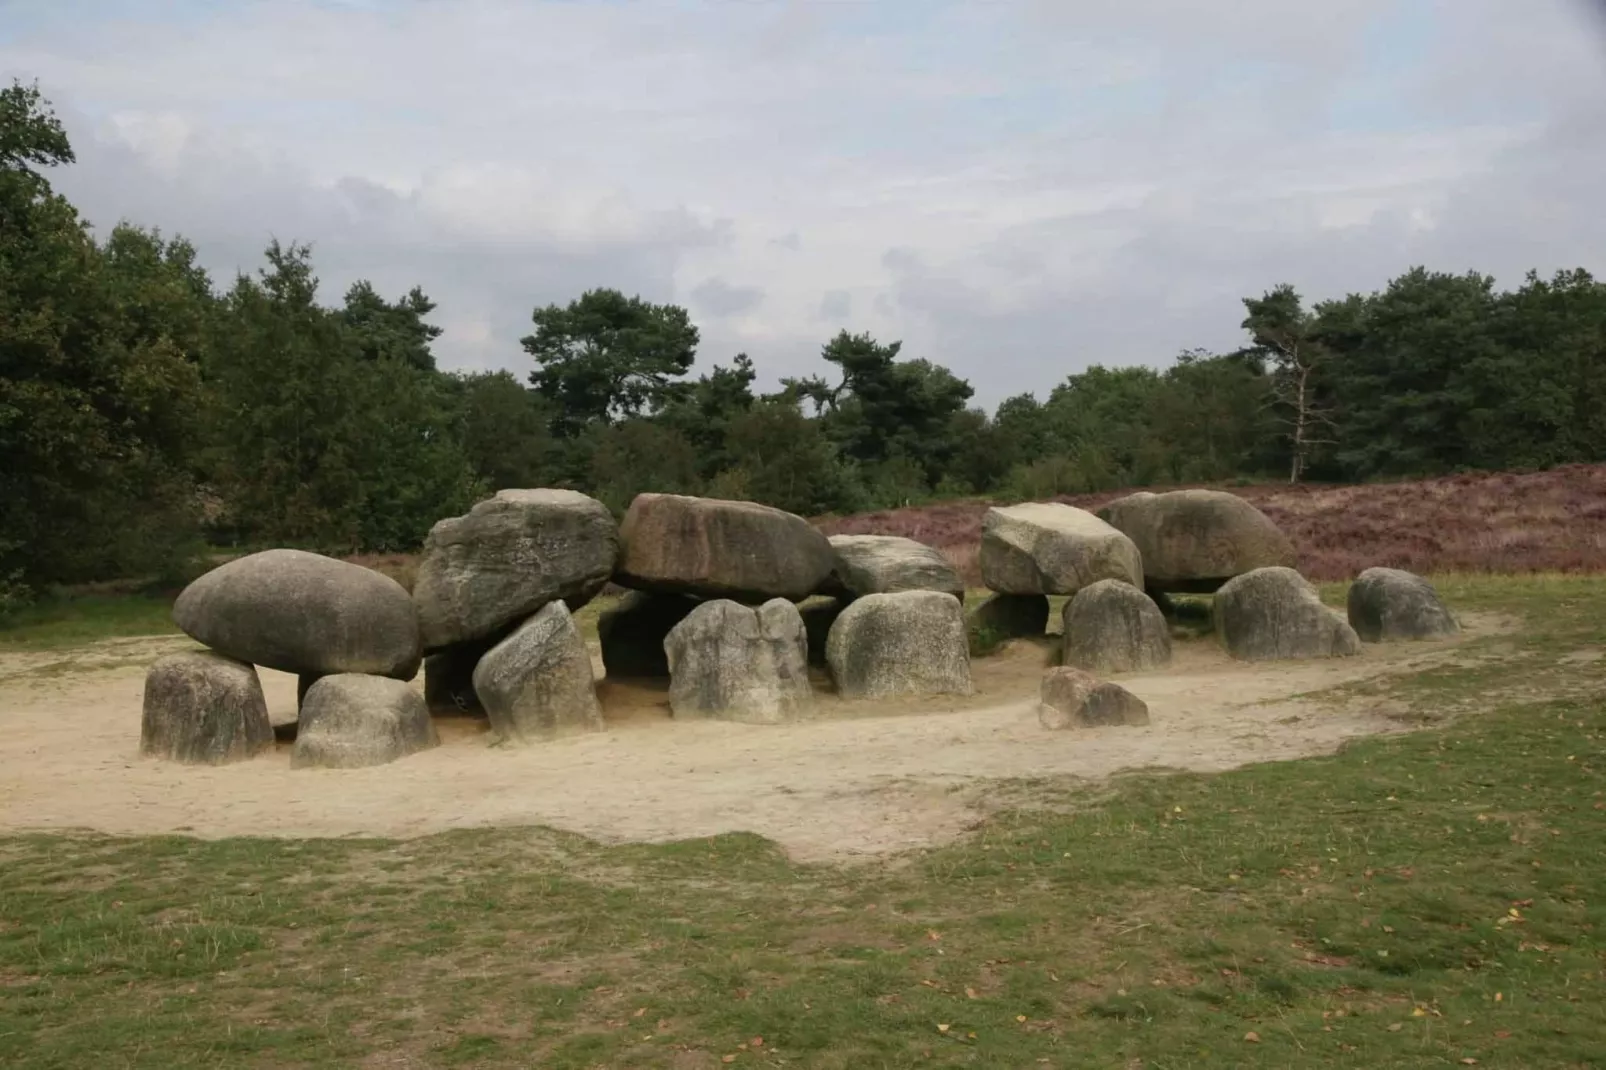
979 503 1142 596
174 548 420 679
292 674 438 769
1347 567 1460 642
598 591 702 679
968 593 1050 642
616 493 838 602
664 599 813 723
1097 489 1295 593
1214 566 1362 661
141 651 274 764
827 534 964 600
472 602 604 743
1061 579 1171 673
826 590 972 699
412 489 619 652
1038 667 1151 729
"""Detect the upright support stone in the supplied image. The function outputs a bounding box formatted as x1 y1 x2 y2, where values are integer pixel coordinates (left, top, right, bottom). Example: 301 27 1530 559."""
472 602 604 743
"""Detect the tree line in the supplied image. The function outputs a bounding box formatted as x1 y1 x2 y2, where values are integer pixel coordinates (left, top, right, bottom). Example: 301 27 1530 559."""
5 81 1605 601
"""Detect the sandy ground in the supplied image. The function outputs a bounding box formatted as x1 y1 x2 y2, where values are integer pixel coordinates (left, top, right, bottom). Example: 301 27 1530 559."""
0 622 1487 862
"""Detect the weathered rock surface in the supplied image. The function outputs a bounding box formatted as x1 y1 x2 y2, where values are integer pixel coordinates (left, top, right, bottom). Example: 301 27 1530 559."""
968 593 1050 642
826 591 972 699
292 674 438 769
1214 566 1362 661
413 489 619 652
141 651 273 764
1347 567 1460 642
423 636 499 716
174 548 420 678
472 602 604 743
1097 489 1295 593
615 493 837 601
664 599 813 723
827 535 964 600
979 503 1143 595
597 591 701 679
1061 580 1172 673
1038 667 1151 729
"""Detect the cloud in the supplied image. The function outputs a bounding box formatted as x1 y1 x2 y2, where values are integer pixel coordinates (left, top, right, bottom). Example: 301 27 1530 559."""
3 0 1603 403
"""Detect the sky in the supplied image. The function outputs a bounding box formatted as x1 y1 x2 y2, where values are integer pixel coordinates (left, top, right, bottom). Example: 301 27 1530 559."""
4 0 1605 407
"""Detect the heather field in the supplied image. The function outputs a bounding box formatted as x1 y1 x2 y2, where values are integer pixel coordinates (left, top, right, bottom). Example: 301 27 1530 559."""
818 464 1606 586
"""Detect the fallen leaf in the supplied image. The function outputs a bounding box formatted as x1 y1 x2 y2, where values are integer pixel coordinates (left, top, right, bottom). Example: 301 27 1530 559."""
1494 1031 1510 1039
1388 1023 1403 1032
920 979 938 989
1461 1060 1479 1066
722 1057 737 1065
1495 992 1503 1002
1412 1008 1428 1018
1244 1031 1261 1043
965 987 978 999
633 1008 647 1018
1016 1015 1028 1023
927 930 941 941
936 1024 951 1034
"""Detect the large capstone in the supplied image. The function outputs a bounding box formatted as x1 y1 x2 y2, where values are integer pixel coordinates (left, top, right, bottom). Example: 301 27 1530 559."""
291 674 439 769
826 590 972 699
978 503 1142 596
1214 566 1362 661
1347 567 1460 642
1061 579 1172 673
412 489 619 652
141 651 273 765
173 548 420 679
1097 489 1295 593
664 599 813 723
826 534 964 600
615 493 838 601
1038 667 1151 729
597 591 702 679
472 601 604 743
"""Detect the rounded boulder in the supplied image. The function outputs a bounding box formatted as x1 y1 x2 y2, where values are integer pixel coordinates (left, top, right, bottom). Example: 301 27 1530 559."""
1061 580 1171 673
827 534 964 600
173 549 421 679
1038 667 1150 729
141 651 274 764
826 590 972 699
1214 566 1361 661
292 674 439 770
1097 489 1295 593
664 599 813 723
1347 567 1459 642
979 503 1142 596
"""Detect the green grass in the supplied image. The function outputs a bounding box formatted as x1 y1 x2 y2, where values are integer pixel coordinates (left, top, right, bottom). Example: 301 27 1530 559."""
0 592 181 651
2 575 1604 1066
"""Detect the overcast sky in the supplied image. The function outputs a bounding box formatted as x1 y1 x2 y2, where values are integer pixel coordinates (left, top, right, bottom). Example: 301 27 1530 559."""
5 0 1605 406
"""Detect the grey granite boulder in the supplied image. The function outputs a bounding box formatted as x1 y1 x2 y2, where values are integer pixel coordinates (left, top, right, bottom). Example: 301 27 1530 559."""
826 590 972 699
1038 667 1150 729
412 489 619 652
615 493 837 601
664 599 813 723
1347 567 1459 642
174 549 420 679
141 651 274 764
1098 489 1295 593
472 601 604 743
1061 579 1172 673
827 534 964 600
979 503 1142 596
1214 567 1362 661
292 674 438 769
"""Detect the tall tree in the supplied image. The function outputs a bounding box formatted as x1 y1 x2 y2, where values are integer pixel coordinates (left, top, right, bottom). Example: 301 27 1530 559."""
341 280 442 371
522 288 699 437
1242 284 1336 483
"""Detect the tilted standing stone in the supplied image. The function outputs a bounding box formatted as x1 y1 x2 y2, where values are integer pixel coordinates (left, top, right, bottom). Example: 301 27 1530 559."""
826 534 964 600
664 599 813 723
597 591 702 679
291 674 438 770
1038 667 1151 729
472 601 604 743
1214 567 1362 661
826 590 972 699
615 493 838 602
1061 579 1172 673
141 651 274 764
979 503 1143 596
173 548 421 679
1346 567 1459 642
1097 489 1295 593
412 489 619 653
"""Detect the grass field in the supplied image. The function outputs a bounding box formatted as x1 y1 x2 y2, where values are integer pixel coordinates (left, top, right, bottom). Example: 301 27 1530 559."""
1 574 1603 1067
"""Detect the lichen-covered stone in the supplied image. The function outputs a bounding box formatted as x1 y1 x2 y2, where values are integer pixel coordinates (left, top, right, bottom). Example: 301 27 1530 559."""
472 602 604 743
664 599 812 723
141 651 273 764
1347 567 1459 642
1214 567 1362 661
1038 667 1150 729
292 674 438 769
826 591 972 699
979 503 1142 596
827 534 964 600
1098 489 1295 593
1061 580 1171 673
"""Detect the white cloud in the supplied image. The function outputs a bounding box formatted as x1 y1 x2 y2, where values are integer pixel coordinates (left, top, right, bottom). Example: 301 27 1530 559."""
4 0 1603 402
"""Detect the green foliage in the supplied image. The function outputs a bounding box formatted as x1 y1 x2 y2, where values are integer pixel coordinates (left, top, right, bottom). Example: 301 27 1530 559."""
522 288 699 437
586 418 702 514
456 370 556 491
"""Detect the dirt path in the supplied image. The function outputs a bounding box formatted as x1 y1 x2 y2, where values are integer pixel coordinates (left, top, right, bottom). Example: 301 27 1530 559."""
0 623 1486 861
